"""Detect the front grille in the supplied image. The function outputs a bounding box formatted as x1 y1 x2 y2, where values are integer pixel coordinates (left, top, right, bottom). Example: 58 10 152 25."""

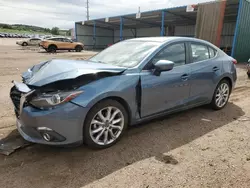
10 86 28 116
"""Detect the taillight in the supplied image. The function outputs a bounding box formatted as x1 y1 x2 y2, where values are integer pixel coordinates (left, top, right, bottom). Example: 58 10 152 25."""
232 59 237 64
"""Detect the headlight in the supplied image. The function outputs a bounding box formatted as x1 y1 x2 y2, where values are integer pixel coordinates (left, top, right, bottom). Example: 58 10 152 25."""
30 90 83 109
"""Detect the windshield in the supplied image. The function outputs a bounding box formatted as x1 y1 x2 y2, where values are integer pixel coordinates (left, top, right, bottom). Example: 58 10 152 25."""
89 40 161 68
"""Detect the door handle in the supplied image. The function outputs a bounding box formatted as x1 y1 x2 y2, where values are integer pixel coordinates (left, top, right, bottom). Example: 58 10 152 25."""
213 66 219 72
181 74 189 81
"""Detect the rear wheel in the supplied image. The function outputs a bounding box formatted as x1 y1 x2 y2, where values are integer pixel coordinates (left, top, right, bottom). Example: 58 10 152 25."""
75 45 83 52
210 79 231 110
22 42 28 46
83 99 128 149
247 72 250 78
48 45 57 53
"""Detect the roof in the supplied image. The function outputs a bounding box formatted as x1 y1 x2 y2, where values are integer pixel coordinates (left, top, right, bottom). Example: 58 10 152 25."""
46 36 68 39
128 37 184 43
127 36 221 45
76 0 239 30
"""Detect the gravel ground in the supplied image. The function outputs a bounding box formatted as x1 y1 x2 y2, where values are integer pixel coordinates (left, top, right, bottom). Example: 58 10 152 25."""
0 38 250 188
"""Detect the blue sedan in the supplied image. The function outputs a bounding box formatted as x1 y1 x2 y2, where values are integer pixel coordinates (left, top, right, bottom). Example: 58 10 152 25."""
10 37 237 148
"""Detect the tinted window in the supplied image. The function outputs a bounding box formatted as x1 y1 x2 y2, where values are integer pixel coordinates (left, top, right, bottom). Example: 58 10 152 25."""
151 43 186 67
30 39 40 41
191 43 209 62
209 47 216 58
49 38 63 42
63 38 71 42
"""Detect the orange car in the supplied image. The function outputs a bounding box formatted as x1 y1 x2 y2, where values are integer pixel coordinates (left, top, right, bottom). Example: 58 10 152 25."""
40 37 84 53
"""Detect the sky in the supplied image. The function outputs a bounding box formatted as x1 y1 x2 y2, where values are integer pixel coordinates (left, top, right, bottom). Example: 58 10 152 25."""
0 0 212 29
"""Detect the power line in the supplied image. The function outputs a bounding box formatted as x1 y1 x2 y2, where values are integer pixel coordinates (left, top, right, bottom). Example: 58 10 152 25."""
86 0 90 21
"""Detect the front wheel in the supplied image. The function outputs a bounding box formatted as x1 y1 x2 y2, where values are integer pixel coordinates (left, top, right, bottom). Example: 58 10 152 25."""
210 79 231 110
48 45 57 53
83 100 128 149
75 45 83 52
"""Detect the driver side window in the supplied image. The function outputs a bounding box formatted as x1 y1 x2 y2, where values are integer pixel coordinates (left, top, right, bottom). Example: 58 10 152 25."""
151 43 186 67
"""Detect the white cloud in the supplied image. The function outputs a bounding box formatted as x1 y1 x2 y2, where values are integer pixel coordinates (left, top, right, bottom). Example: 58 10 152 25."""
0 0 213 29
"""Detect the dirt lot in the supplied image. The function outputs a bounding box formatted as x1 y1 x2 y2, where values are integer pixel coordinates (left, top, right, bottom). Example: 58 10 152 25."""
0 38 250 188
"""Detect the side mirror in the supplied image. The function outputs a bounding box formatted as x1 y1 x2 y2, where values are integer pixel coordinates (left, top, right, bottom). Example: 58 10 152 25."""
153 60 174 76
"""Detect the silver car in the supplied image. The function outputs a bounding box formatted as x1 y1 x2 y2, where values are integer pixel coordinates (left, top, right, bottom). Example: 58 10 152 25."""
16 38 42 46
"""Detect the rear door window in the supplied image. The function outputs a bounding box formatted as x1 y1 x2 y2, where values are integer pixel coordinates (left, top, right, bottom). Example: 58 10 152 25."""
63 38 71 43
191 43 209 62
50 38 63 42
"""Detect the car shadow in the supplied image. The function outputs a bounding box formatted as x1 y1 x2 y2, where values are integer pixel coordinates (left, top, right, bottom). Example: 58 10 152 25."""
0 103 245 188
37 50 74 54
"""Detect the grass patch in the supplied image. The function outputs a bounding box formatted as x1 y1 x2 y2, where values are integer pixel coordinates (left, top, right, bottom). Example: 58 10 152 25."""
0 28 51 35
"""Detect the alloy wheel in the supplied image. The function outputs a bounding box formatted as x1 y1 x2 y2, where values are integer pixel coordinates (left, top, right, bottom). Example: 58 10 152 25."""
89 106 124 146
215 83 230 108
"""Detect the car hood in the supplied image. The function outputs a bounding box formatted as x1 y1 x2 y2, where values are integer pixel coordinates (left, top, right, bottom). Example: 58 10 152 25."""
22 59 126 87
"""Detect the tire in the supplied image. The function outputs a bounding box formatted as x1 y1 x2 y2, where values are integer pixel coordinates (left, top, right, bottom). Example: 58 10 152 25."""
247 73 250 78
48 45 57 53
75 45 83 52
22 42 28 46
210 79 231 110
83 99 128 149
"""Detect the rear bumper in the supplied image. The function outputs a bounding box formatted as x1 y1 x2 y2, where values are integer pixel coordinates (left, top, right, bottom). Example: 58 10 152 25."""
16 102 90 145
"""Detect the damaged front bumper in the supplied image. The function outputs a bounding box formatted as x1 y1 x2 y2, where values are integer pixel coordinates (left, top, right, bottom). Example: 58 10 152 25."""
10 81 89 146
16 102 88 145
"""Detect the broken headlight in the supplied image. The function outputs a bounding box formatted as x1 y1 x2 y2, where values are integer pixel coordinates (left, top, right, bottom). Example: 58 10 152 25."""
30 90 83 109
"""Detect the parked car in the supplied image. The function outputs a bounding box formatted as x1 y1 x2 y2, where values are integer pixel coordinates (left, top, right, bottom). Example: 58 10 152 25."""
247 58 250 77
10 37 237 149
16 38 42 46
43 35 53 39
39 37 84 53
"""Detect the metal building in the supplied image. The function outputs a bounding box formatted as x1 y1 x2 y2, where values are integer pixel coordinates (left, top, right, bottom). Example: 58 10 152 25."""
75 0 250 62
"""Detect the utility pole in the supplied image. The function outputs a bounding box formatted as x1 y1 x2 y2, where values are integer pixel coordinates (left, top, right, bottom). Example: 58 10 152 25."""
86 0 90 21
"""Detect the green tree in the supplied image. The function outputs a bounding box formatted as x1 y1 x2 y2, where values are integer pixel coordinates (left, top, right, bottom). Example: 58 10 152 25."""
51 27 59 35
44 28 51 33
66 29 71 36
2 24 12 29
